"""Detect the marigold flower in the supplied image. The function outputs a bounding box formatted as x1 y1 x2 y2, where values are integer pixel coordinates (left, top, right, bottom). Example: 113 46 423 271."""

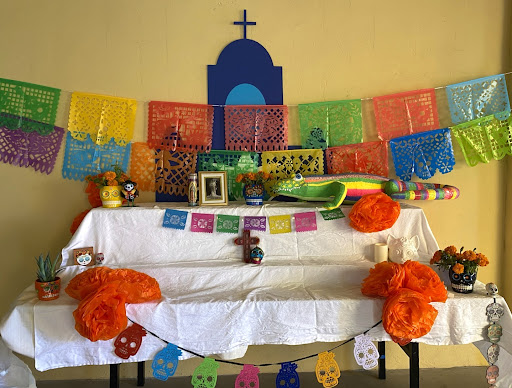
107 179 119 186
452 263 464 274
444 246 457 256
462 250 477 262
247 172 256 181
235 174 243 183
104 171 116 181
430 250 442 264
476 253 489 267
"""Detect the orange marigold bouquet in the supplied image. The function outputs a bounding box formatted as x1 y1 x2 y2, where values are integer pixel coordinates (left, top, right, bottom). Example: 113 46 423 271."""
430 245 489 274
235 171 273 186
85 163 130 188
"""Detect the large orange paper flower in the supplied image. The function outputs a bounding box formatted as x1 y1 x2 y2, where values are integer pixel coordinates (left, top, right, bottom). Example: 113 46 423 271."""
382 288 438 346
403 260 447 303
66 267 114 300
361 262 406 298
349 192 401 233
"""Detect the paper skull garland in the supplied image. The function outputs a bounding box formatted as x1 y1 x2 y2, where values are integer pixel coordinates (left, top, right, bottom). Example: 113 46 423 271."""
235 364 260 388
276 362 300 388
191 357 219 388
486 283 499 296
487 323 503 344
487 344 500 365
315 351 341 388
353 334 379 370
486 365 499 385
114 323 146 359
486 302 505 322
387 235 419 264
152 343 182 381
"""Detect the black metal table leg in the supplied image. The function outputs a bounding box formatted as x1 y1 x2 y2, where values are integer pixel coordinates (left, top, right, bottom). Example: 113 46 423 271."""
137 361 145 386
399 342 419 388
110 364 119 388
378 341 386 379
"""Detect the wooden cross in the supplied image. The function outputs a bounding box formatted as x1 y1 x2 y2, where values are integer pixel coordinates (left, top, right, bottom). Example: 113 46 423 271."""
233 9 256 40
234 229 260 263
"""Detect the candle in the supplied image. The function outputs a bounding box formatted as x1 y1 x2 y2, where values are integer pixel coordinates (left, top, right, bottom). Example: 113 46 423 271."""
374 243 388 263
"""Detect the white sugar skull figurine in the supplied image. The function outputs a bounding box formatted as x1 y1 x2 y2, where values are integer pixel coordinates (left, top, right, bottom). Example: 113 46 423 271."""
234 364 260 388
387 235 419 264
95 253 105 265
487 344 500 365
486 283 499 296
353 334 379 370
315 351 341 388
191 358 219 388
486 365 499 385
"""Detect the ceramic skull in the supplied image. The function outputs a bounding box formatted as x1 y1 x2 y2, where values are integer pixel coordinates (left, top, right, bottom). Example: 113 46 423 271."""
235 364 259 388
152 343 182 381
315 351 340 388
485 283 499 296
487 344 500 365
486 365 499 385
449 268 477 293
353 334 379 370
486 302 505 322
387 235 419 264
276 362 300 388
191 358 219 388
488 323 503 344
114 324 146 359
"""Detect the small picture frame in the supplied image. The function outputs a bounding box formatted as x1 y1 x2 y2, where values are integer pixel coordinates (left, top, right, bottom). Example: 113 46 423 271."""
198 171 228 206
73 247 94 266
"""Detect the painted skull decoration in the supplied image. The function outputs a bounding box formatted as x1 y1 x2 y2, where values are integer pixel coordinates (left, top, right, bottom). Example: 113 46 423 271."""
191 357 219 388
315 351 341 388
353 334 379 370
486 365 499 385
486 302 505 322
387 235 419 264
234 364 260 388
485 282 499 296
114 324 146 359
152 343 182 381
487 344 500 365
449 268 477 293
487 323 503 344
276 362 300 388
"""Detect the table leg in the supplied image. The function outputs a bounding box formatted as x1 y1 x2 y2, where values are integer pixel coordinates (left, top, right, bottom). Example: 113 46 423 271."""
110 364 119 388
378 341 386 379
137 361 145 386
399 342 419 388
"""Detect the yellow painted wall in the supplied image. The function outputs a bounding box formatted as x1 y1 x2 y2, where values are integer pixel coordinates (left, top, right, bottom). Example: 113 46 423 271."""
0 0 509 380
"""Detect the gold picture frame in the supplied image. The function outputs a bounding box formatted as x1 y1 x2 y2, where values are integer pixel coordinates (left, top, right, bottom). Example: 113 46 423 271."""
198 171 228 206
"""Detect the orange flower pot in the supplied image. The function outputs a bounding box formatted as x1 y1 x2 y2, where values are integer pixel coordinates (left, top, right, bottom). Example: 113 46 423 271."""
35 277 61 301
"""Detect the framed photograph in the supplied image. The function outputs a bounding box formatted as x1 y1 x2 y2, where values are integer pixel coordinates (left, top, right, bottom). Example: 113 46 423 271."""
198 171 228 206
73 247 94 266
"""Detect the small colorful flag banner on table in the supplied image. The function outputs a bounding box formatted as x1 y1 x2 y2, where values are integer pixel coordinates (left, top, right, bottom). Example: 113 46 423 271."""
68 92 137 146
243 216 267 232
446 74 510 124
216 214 240 234
389 128 455 181
325 141 388 176
162 209 188 230
294 212 317 232
191 213 215 233
268 215 292 234
373 88 439 140
319 208 345 220
0 78 61 135
298 99 363 149
0 124 65 174
148 101 214 152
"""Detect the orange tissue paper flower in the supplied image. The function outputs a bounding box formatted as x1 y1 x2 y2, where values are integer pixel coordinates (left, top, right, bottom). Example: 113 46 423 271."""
382 288 438 346
349 192 401 233
361 262 406 298
73 281 127 342
402 260 447 303
66 267 114 300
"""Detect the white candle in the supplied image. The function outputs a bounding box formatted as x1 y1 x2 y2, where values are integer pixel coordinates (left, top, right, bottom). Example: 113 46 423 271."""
374 243 388 263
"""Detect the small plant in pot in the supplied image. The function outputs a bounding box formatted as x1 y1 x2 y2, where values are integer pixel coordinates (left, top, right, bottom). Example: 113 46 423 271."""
35 253 62 301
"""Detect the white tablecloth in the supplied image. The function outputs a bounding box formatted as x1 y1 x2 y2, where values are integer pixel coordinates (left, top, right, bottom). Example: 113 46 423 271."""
1 202 511 386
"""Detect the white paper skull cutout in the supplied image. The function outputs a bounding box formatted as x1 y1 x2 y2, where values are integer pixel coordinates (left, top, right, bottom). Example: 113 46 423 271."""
486 365 499 385
353 334 379 370
315 351 340 388
387 235 419 264
487 344 500 365
486 302 505 322
486 283 499 296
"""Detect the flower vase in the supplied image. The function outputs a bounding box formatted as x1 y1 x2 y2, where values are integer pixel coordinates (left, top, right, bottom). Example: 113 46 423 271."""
100 185 123 208
35 277 61 301
449 267 477 294
243 184 265 206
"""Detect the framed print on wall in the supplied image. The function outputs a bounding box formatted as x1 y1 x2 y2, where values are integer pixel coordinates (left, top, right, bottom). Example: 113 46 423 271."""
198 171 228 206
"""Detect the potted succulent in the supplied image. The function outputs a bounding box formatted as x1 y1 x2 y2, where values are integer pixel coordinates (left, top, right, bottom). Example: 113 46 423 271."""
35 253 62 301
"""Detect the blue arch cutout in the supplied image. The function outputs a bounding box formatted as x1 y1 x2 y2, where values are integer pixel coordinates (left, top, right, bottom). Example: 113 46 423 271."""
225 83 266 105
